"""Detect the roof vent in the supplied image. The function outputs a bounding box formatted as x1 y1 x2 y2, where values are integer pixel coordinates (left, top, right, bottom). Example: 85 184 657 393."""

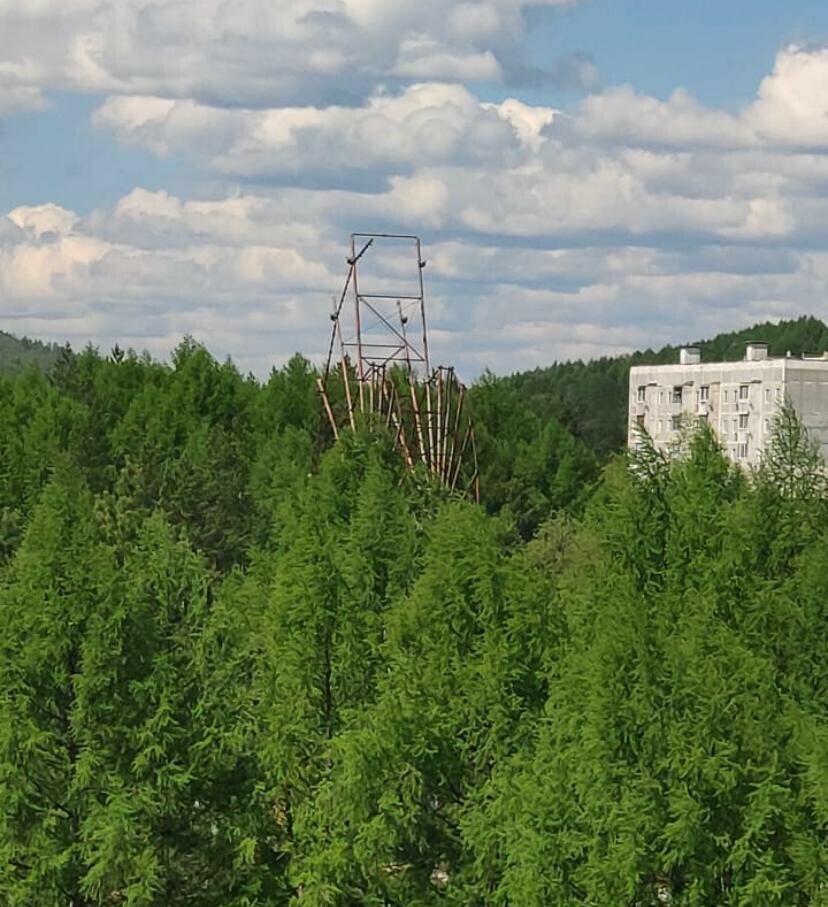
679 347 701 365
745 342 768 362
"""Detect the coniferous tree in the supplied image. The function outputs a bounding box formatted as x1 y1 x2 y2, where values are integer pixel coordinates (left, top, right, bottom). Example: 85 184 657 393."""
473 428 828 906
0 466 110 905
2 327 828 905
216 433 424 899
75 514 216 905
296 501 554 905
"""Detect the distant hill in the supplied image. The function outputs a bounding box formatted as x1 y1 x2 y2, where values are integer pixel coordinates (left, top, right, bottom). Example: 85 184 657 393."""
0 332 65 374
506 315 828 459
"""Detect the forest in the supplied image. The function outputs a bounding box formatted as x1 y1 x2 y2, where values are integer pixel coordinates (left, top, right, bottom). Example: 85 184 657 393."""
3 325 828 905
0 332 65 376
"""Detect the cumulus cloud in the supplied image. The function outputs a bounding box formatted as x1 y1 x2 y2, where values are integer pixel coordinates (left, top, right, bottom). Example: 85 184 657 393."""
93 84 556 185
563 86 749 149
0 60 47 115
0 0 586 107
746 45 828 148
8 204 80 240
8 31 828 375
4 169 828 377
86 44 828 247
555 45 828 152
0 84 46 115
0 190 345 371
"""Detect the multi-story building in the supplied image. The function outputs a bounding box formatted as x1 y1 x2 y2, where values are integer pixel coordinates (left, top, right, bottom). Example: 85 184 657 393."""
628 343 828 467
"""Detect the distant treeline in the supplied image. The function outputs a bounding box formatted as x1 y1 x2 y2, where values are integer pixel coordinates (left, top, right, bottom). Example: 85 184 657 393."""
5 314 828 461
0 331 65 374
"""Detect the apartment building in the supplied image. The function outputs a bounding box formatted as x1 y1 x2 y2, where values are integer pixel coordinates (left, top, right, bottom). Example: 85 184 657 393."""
628 343 828 467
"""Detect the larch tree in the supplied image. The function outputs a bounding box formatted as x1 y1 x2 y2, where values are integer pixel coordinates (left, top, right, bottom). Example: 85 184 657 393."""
0 466 111 906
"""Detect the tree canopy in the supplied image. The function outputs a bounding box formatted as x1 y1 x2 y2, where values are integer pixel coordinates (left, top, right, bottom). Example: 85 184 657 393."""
2 334 828 904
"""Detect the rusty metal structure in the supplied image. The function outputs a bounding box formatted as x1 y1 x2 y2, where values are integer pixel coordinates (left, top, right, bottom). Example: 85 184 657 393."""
318 233 479 501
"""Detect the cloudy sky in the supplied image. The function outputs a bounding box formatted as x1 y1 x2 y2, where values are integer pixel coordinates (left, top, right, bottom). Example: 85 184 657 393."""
3 0 828 376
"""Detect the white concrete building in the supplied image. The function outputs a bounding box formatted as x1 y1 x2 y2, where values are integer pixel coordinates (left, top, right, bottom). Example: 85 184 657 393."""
628 343 828 467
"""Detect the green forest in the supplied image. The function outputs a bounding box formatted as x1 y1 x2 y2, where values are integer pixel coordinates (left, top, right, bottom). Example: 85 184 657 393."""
3 320 828 905
0 332 65 376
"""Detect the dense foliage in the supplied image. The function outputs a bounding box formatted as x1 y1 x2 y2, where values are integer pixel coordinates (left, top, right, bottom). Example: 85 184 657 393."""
0 332 65 374
2 336 828 905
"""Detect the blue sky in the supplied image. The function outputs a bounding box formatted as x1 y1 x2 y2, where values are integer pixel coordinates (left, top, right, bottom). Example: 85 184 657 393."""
530 0 828 105
3 0 828 375
0 94 193 214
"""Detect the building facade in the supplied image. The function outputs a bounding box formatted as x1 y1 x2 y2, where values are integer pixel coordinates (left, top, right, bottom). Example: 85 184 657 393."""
628 343 828 467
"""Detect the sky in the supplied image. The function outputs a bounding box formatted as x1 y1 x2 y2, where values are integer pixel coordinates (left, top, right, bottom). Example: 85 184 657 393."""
4 1 828 376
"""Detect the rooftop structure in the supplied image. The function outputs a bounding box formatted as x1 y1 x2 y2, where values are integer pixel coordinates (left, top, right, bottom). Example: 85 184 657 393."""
629 343 828 467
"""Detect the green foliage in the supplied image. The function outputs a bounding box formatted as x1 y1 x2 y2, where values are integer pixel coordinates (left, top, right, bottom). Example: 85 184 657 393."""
470 372 598 538
467 426 828 907
0 369 86 561
0 331 65 374
74 513 213 905
0 467 110 904
2 327 828 904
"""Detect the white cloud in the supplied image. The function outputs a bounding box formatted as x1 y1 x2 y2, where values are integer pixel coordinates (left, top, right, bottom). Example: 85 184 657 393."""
392 40 502 81
9 30 828 376
86 45 828 249
93 84 554 182
746 45 828 148
3 176 828 377
0 84 46 116
486 98 556 151
8 204 80 240
555 45 828 154
0 191 346 368
0 61 48 114
564 85 750 149
0 0 585 107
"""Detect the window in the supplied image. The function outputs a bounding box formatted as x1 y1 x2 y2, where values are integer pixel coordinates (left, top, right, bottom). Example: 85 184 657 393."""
637 385 646 402
723 389 729 402
776 387 782 401
699 385 710 402
657 420 663 434
764 419 769 432
722 419 728 434
670 415 681 431
672 386 683 404
659 390 665 404
739 413 749 429
739 384 749 400
635 414 645 429
765 387 771 403
736 442 748 460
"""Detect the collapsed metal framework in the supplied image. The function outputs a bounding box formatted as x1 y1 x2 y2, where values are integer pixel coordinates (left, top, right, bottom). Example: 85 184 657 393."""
318 233 480 501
